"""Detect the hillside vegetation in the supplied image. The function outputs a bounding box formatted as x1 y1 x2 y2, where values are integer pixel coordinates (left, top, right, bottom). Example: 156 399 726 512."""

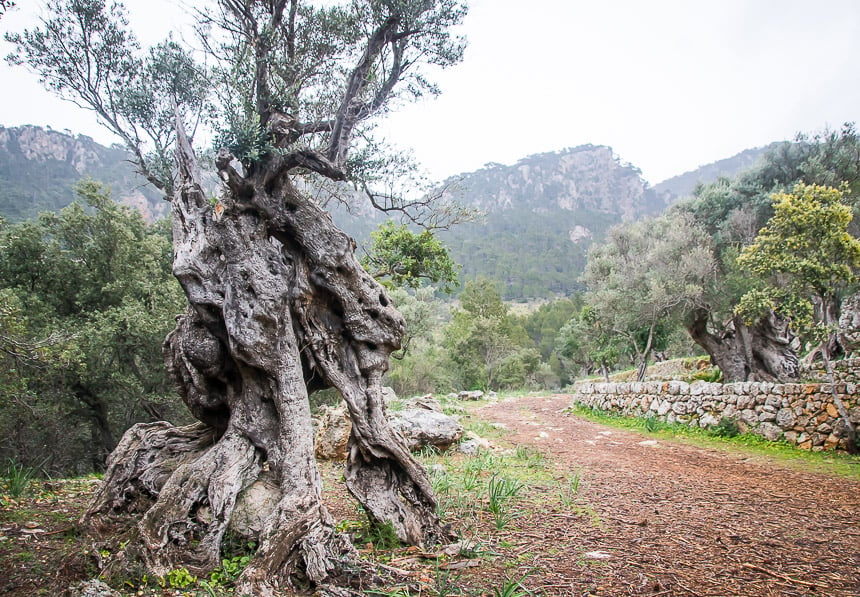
0 126 165 222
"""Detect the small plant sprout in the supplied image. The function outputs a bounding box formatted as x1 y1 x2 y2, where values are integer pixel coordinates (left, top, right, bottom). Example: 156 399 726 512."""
461 470 481 491
487 474 524 530
492 569 536 597
558 472 581 507
515 445 546 469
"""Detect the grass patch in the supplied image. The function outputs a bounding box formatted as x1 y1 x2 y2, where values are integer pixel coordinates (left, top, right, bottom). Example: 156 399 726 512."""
2 458 37 498
570 404 860 480
557 471 582 508
486 474 523 530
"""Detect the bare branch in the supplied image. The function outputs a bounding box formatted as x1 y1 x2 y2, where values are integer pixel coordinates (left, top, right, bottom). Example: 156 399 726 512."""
327 14 402 165
215 149 255 199
360 178 480 231
286 0 297 60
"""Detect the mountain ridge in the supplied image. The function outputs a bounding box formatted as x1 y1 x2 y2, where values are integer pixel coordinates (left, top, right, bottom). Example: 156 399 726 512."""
440 144 668 218
0 124 769 299
0 125 166 222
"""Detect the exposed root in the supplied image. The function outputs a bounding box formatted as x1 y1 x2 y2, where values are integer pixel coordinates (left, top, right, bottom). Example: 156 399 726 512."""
236 502 358 596
138 429 261 575
83 421 216 519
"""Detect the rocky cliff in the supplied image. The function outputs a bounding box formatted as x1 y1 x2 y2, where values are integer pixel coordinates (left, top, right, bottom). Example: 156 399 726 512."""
446 144 666 219
0 125 166 222
430 145 670 298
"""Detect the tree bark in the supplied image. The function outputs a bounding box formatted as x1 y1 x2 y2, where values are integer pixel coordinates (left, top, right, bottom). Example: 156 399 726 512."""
634 322 655 382
83 127 447 593
686 308 799 382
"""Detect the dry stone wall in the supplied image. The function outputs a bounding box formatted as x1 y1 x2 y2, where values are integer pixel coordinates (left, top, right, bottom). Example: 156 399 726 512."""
571 379 860 451
802 357 860 383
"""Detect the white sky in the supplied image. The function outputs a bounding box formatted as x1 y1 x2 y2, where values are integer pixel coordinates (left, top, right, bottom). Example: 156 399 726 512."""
2 0 860 185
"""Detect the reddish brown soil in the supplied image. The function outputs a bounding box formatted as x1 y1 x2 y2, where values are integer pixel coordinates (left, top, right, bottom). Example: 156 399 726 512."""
476 394 860 596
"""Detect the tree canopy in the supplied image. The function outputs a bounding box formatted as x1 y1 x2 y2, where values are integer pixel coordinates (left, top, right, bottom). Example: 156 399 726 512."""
581 211 715 381
734 182 860 451
736 183 860 334
7 0 466 203
362 220 459 293
0 181 184 474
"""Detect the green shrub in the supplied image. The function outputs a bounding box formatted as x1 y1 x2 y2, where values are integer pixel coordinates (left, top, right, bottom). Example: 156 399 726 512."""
162 567 196 589
691 367 722 383
643 416 663 433
208 554 252 586
2 458 36 498
357 520 401 551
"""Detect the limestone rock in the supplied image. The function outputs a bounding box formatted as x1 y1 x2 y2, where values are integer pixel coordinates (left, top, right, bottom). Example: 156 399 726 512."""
315 403 352 460
381 386 398 406
230 473 280 539
824 433 841 450
816 422 833 434
758 410 777 423
776 408 796 428
402 394 443 412
428 463 447 477
389 408 464 451
315 395 465 457
65 580 121 597
756 422 783 442
699 413 720 428
458 439 482 456
458 390 485 401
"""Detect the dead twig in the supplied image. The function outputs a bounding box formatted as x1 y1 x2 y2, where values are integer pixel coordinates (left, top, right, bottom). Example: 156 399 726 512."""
741 563 827 589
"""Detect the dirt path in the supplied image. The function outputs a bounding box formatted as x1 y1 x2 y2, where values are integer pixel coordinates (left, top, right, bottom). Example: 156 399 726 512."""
478 394 860 597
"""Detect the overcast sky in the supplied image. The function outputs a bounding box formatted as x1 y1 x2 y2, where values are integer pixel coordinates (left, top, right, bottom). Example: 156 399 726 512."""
2 0 860 184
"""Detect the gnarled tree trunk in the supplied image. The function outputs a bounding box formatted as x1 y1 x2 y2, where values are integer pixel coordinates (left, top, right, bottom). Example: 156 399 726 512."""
687 308 799 382
83 126 448 594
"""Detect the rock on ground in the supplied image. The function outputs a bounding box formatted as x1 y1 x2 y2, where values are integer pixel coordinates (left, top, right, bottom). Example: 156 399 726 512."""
388 408 464 452
314 388 464 457
315 402 352 460
65 580 121 597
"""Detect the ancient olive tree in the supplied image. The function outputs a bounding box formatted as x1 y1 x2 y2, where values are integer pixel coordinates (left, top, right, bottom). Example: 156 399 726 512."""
736 183 860 451
581 211 715 382
680 124 860 382
8 0 467 593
